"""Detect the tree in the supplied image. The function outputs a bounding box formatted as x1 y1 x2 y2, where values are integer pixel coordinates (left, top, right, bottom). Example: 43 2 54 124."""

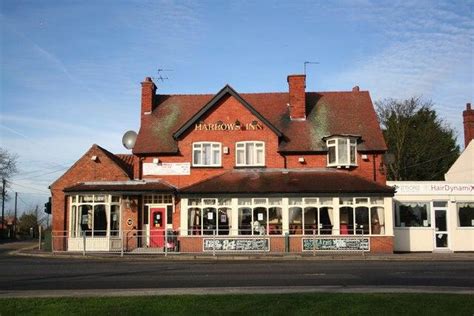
376 97 460 181
17 211 38 238
0 147 18 200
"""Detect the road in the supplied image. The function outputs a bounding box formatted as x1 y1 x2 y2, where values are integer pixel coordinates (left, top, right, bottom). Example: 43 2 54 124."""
1 244 473 293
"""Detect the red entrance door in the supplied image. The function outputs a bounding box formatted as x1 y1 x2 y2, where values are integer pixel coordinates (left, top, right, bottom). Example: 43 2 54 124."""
150 207 165 247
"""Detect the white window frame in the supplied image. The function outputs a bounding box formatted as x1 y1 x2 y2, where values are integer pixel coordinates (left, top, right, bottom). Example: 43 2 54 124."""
192 142 222 167
235 141 265 167
326 137 357 167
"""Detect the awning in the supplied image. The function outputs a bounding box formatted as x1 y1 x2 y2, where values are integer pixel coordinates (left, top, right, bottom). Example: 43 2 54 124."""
64 180 175 194
180 169 395 196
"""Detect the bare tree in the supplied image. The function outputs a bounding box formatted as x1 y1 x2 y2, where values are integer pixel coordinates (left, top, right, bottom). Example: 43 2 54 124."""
0 147 18 199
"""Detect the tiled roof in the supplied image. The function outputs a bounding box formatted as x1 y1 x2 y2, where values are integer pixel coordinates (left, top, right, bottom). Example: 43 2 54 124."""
180 169 395 195
64 180 175 193
133 89 387 154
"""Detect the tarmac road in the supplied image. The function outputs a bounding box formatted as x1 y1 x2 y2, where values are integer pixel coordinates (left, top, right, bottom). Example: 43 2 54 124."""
1 242 473 295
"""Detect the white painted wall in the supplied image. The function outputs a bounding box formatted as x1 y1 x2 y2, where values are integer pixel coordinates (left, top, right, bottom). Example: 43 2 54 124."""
388 183 474 252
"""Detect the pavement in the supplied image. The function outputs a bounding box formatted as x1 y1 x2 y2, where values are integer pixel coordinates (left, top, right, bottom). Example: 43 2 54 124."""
6 241 474 261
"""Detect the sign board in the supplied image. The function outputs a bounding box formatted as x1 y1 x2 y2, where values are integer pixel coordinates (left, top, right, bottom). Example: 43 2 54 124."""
388 182 474 196
203 238 269 252
302 238 370 251
143 162 190 176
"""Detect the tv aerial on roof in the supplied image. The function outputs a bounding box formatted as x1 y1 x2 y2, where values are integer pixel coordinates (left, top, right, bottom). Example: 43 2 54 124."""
304 61 319 75
153 68 173 82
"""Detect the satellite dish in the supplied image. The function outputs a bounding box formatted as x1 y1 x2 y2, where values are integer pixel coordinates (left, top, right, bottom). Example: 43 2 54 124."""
122 130 137 150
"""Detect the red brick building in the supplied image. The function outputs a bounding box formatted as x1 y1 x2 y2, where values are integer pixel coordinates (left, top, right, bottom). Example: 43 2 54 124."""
51 74 395 253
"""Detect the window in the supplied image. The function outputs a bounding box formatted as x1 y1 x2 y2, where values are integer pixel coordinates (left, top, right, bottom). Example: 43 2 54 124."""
236 141 265 166
192 142 221 167
70 194 121 238
326 137 357 167
340 204 383 235
458 203 474 227
396 202 430 227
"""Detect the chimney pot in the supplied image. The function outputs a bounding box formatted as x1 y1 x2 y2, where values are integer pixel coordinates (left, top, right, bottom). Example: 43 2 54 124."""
463 102 474 148
287 74 306 120
352 86 360 92
141 77 156 117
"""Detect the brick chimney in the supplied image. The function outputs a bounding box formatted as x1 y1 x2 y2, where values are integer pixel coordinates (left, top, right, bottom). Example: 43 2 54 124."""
287 74 306 120
463 102 474 148
141 77 156 116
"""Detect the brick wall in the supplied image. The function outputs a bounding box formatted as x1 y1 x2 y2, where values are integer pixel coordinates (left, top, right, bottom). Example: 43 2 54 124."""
50 145 131 250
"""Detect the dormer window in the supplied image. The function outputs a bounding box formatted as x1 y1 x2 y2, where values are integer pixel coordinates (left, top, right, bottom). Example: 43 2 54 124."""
326 137 357 167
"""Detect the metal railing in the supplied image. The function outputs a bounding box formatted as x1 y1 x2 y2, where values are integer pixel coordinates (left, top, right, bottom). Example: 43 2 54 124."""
50 226 372 256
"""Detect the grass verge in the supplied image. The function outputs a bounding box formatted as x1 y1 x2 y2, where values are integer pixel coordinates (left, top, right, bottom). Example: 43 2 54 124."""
1 293 473 315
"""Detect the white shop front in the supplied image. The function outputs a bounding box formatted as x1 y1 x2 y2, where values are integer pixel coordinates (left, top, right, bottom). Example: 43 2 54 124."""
388 181 474 252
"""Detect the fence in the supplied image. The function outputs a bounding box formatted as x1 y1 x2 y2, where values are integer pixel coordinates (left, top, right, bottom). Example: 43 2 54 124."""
50 227 372 257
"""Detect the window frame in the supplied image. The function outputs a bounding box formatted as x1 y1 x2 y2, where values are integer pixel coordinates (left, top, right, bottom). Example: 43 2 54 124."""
235 141 265 167
192 142 222 167
326 137 358 167
457 202 474 228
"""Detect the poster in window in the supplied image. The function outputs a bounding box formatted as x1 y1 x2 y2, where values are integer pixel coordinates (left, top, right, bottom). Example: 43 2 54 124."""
258 213 263 221
208 212 214 220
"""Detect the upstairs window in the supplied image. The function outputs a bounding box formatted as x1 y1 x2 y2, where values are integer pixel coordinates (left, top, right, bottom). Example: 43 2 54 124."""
236 141 265 166
192 142 221 167
326 137 357 167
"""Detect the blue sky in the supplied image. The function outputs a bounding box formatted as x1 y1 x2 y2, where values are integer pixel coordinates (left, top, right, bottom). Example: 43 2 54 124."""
1 0 473 215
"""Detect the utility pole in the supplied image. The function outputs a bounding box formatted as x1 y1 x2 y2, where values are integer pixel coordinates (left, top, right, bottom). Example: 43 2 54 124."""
1 178 5 239
14 192 18 239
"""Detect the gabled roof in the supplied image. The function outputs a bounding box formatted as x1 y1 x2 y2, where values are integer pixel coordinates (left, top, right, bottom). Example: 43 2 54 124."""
50 145 134 189
133 88 387 154
180 169 394 195
445 140 474 183
173 85 282 139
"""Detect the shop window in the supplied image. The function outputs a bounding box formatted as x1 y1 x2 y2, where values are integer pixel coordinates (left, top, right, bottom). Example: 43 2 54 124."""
319 207 333 235
235 141 265 166
370 207 385 234
188 208 201 235
202 207 217 235
396 202 430 227
71 194 121 238
289 207 303 235
340 207 354 235
166 205 173 227
218 208 231 235
326 137 357 167
70 205 77 237
458 203 474 227
355 207 369 235
268 207 282 235
93 205 107 236
110 205 120 236
304 207 318 234
192 142 221 167
238 207 252 235
253 207 267 235
79 205 93 236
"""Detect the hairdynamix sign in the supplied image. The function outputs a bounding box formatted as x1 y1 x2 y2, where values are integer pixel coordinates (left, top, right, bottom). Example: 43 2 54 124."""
388 182 474 196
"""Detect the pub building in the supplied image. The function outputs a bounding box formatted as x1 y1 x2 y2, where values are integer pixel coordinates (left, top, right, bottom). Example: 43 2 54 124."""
51 74 396 253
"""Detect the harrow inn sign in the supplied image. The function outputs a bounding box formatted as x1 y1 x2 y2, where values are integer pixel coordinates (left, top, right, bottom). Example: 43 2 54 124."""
194 121 264 131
